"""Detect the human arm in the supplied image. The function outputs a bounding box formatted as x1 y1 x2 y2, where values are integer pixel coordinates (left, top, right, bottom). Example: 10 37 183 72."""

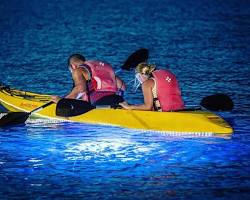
65 68 87 98
51 68 87 103
119 79 154 111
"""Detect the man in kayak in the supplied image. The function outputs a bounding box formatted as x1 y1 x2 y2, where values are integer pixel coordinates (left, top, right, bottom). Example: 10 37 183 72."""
51 54 125 106
119 62 184 111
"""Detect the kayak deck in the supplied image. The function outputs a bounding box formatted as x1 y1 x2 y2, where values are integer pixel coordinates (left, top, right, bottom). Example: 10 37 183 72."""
0 85 233 135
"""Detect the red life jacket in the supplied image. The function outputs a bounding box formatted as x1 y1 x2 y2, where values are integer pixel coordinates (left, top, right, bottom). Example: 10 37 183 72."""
152 69 184 111
80 60 118 103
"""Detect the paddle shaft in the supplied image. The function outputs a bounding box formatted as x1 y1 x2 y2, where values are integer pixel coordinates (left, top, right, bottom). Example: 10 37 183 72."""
30 101 54 114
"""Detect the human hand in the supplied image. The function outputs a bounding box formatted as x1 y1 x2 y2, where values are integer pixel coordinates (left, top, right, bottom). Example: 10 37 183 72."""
119 101 131 110
51 95 61 103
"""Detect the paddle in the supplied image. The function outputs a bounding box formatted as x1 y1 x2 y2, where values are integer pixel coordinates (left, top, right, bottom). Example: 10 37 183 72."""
0 48 149 127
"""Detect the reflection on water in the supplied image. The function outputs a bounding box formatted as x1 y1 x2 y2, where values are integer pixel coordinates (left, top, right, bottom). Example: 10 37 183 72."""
0 118 250 199
65 138 159 162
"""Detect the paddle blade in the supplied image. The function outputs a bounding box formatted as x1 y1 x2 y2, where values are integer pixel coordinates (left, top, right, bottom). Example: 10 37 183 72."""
0 112 29 127
121 48 149 71
200 94 234 111
56 98 95 117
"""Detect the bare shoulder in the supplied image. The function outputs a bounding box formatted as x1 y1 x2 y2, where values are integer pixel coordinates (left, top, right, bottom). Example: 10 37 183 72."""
73 68 88 78
142 79 154 88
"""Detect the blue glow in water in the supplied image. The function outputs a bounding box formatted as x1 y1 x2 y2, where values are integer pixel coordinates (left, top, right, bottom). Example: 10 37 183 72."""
1 120 250 199
0 0 250 199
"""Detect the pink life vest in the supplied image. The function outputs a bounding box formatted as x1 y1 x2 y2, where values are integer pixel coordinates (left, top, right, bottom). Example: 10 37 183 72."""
80 60 118 103
152 69 184 111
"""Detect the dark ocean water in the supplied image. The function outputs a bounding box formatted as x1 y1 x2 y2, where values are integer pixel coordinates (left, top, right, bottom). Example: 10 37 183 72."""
0 0 250 199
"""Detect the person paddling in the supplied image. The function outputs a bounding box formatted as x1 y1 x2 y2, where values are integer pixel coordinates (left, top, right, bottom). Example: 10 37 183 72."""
119 62 184 111
51 54 126 105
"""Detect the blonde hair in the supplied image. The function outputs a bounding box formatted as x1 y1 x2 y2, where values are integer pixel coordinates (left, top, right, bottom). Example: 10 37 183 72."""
136 63 156 75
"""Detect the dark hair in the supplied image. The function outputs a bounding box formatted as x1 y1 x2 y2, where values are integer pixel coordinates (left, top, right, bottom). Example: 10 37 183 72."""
67 54 86 66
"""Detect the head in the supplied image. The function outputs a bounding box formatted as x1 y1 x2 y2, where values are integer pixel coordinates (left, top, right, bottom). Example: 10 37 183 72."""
135 62 156 83
68 54 86 71
133 62 156 91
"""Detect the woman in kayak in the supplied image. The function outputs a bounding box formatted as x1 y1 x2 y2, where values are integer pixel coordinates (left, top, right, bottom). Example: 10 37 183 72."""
119 62 184 111
52 54 125 105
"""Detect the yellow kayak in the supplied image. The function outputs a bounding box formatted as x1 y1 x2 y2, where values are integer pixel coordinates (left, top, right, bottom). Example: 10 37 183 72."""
0 85 233 135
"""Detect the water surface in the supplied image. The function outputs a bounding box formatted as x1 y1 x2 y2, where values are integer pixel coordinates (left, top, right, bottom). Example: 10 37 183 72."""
0 0 250 199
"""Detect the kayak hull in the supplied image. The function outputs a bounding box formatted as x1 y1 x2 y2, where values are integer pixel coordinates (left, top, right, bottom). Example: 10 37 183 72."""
0 86 233 135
